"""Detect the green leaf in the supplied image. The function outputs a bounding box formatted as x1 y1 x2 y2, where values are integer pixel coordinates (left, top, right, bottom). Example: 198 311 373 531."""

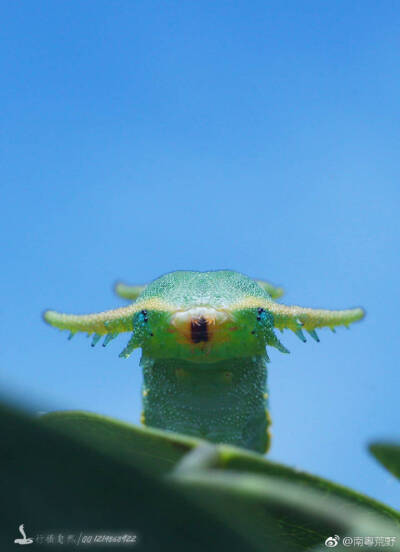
40 410 400 551
216 444 400 526
170 444 400 551
369 442 400 480
0 402 264 552
40 409 197 475
172 467 400 551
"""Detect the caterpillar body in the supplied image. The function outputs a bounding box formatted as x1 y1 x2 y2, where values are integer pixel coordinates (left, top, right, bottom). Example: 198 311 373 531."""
44 270 364 453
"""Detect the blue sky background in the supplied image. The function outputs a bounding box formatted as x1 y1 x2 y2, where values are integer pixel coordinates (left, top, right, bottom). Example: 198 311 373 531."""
1 1 399 509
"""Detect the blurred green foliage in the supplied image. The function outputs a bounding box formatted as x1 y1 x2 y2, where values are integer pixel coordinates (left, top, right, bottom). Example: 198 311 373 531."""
0 403 399 551
370 443 400 481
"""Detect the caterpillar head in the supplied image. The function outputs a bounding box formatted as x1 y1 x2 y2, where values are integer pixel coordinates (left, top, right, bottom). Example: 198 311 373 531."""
116 271 287 362
44 270 364 363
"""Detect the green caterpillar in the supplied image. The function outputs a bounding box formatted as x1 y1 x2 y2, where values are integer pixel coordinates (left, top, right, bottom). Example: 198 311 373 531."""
44 270 364 453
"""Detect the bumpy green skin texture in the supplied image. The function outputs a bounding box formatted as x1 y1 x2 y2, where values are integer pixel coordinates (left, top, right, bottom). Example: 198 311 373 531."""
141 355 270 453
130 274 280 363
140 271 268 306
44 270 365 454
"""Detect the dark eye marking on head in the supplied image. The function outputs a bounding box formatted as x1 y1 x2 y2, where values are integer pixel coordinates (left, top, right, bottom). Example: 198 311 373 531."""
141 310 148 322
256 307 265 321
191 316 209 343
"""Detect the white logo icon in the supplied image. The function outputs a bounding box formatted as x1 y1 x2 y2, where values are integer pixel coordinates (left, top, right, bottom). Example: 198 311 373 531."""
325 535 340 547
14 524 33 545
